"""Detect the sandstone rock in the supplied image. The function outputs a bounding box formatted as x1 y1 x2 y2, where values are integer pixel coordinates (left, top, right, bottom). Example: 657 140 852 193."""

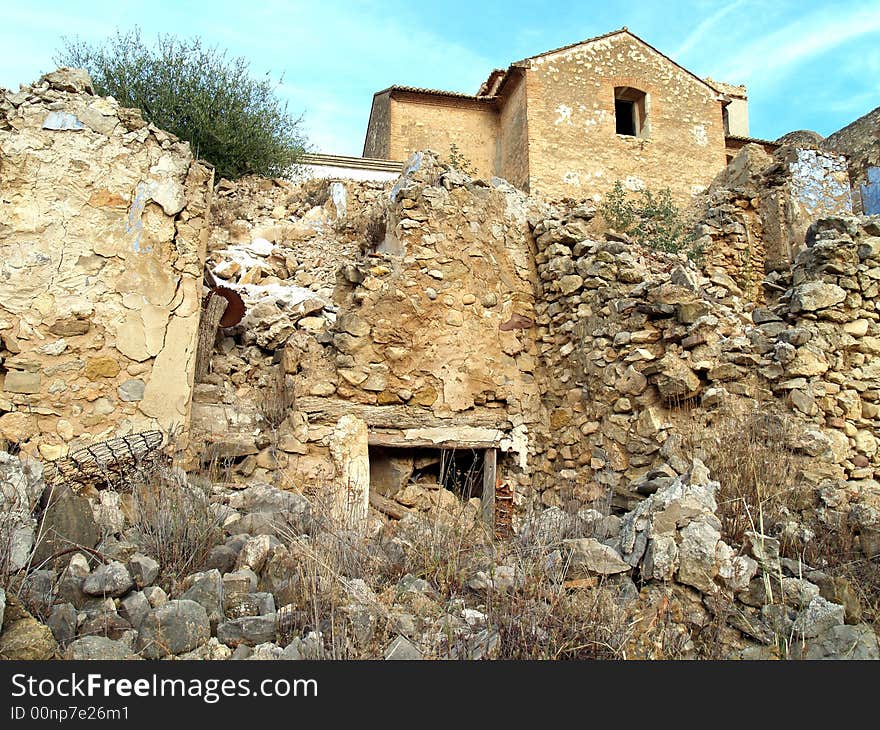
137 600 210 659
3 369 40 394
617 365 647 395
226 483 311 532
798 623 880 660
329 415 370 530
143 586 168 609
0 615 57 660
32 486 100 566
790 281 847 312
235 534 274 573
677 520 722 593
47 603 77 646
385 635 422 660
0 452 45 571
118 379 146 402
217 614 277 647
119 591 151 629
40 68 94 94
84 356 121 379
651 353 701 400
792 596 845 638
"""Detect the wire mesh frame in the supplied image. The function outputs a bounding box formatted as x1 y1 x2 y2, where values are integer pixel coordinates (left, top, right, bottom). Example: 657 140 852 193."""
42 430 166 492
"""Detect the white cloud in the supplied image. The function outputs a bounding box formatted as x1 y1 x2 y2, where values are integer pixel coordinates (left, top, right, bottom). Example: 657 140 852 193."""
717 6 880 86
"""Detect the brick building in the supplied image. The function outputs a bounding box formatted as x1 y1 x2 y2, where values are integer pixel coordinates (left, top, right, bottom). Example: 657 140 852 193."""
363 28 754 205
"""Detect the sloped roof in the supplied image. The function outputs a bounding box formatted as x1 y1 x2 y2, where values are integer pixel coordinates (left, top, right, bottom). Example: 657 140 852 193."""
373 85 495 102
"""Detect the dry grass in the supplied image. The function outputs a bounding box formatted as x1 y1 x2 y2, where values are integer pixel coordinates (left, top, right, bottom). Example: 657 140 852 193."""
127 464 224 593
688 408 805 546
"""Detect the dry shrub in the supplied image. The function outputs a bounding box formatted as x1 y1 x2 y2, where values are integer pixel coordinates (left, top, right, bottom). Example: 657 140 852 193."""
801 519 880 631
689 409 805 545
128 465 224 592
483 552 635 660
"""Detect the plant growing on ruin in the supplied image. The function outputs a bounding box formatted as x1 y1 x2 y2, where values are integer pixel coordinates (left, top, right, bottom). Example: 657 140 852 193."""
447 143 476 177
600 180 697 256
55 28 308 180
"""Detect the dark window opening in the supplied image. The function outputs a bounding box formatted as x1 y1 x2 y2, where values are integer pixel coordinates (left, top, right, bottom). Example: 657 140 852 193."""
722 105 730 137
614 86 648 138
615 99 636 136
369 445 484 501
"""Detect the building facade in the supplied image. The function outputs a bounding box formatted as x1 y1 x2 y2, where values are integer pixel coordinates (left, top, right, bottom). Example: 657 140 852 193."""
363 28 753 205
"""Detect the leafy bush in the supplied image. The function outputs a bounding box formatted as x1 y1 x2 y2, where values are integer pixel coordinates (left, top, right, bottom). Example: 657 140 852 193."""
600 180 697 256
55 28 307 179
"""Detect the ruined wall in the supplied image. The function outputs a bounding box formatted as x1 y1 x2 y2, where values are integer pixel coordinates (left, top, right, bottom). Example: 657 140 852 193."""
529 207 880 525
823 105 880 215
498 72 529 190
362 91 391 159
388 95 498 179
522 33 727 205
759 146 851 273
186 153 550 526
289 153 546 496
0 69 212 458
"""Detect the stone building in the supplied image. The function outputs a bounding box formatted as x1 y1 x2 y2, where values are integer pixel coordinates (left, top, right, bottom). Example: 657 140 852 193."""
363 28 757 205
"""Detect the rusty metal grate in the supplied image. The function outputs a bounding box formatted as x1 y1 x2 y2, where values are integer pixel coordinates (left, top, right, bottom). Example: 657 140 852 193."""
43 430 165 491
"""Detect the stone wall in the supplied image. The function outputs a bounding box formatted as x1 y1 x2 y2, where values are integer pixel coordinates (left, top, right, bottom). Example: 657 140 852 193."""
695 142 852 300
0 69 213 459
528 207 880 528
191 153 548 515
498 72 529 190
823 105 880 215
759 146 852 272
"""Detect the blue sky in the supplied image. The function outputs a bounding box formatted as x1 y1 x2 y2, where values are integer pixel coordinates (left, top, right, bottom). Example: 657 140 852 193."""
1 0 878 156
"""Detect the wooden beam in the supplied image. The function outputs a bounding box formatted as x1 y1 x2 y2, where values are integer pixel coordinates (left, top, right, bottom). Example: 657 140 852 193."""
297 397 511 430
194 294 227 383
481 448 497 531
368 434 500 449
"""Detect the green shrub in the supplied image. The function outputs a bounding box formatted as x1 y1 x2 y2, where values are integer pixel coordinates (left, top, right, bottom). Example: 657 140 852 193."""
55 28 308 180
446 143 476 177
600 180 698 257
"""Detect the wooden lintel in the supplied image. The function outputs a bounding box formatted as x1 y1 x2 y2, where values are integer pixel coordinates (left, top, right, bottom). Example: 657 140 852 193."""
297 397 511 430
368 434 501 450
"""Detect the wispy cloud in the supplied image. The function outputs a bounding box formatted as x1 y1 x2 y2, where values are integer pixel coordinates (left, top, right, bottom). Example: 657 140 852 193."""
718 5 880 85
674 0 748 57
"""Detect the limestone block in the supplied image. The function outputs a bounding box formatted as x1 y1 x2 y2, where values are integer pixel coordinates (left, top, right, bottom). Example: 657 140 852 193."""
329 415 370 530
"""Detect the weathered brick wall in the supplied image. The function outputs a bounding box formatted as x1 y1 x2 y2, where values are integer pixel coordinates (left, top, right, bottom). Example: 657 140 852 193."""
388 94 499 179
362 91 391 159
522 33 727 206
498 72 529 190
0 70 212 459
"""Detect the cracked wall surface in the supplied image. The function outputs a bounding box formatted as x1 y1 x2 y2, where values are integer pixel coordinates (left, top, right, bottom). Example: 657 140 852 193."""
0 69 213 458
